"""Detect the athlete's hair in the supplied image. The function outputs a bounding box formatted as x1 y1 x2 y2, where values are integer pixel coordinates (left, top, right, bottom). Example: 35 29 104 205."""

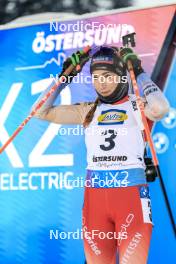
83 97 100 128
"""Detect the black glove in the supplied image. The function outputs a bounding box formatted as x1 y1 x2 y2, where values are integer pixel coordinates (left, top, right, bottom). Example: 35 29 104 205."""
58 50 90 83
119 47 144 78
144 157 158 182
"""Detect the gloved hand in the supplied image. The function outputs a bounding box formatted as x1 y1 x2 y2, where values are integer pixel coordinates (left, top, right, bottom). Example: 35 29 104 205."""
119 47 144 77
59 50 90 83
144 157 157 182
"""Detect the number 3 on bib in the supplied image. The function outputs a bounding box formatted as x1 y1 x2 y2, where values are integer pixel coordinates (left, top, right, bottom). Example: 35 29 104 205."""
100 129 117 151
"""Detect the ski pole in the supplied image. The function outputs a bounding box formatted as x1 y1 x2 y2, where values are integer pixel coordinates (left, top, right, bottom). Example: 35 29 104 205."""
122 33 176 236
0 45 91 154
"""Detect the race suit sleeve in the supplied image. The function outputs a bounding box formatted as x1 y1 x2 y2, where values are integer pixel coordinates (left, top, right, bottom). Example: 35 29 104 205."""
31 78 93 124
137 72 170 121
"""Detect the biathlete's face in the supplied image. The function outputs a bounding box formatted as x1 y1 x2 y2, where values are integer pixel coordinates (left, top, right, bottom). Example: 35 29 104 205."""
92 69 120 97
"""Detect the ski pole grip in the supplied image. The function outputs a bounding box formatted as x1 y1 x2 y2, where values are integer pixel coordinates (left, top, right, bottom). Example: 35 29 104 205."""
83 45 91 54
75 45 91 71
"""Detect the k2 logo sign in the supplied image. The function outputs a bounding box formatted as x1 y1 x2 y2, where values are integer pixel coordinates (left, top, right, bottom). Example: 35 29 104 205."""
0 78 74 168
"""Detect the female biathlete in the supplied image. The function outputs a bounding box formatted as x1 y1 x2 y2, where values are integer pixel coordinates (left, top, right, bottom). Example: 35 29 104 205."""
32 46 169 264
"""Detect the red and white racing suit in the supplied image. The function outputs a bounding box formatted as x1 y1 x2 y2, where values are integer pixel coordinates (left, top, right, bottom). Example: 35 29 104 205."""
32 72 169 264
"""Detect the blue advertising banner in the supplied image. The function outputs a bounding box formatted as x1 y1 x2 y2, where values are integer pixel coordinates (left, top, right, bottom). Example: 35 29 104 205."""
0 23 92 264
149 50 176 263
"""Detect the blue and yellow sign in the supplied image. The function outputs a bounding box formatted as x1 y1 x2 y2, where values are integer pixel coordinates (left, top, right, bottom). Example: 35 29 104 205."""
98 109 128 125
